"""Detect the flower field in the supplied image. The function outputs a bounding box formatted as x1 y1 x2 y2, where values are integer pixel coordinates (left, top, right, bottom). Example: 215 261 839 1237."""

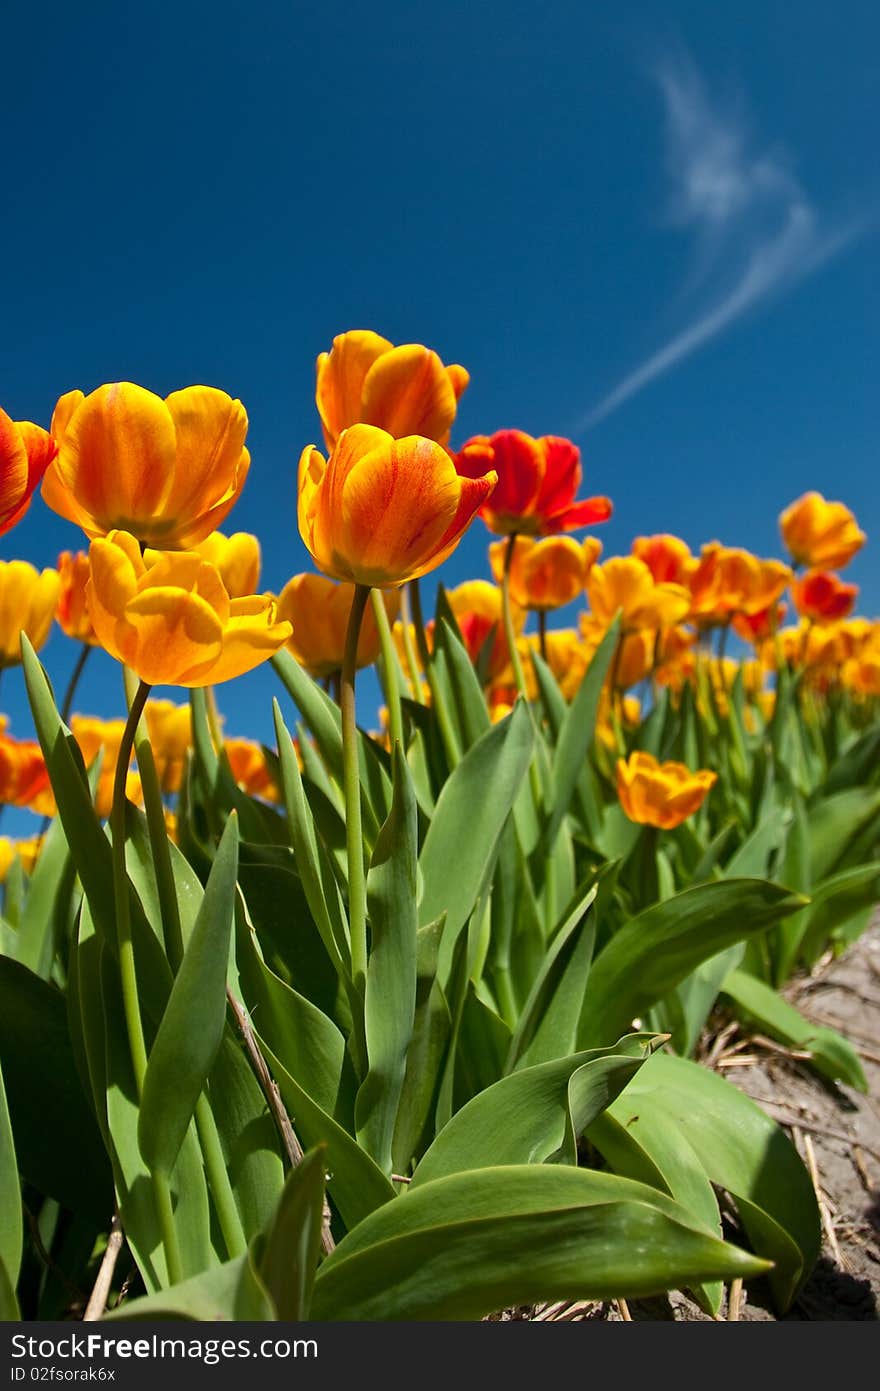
0 331 877 1322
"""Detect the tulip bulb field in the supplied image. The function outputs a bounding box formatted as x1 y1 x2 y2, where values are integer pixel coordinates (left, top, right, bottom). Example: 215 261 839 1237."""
0 331 878 1324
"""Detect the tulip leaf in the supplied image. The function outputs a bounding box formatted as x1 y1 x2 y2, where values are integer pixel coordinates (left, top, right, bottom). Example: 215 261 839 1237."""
9 814 77 979
412 1033 660 1188
257 1145 327 1320
504 882 598 1072
578 878 808 1048
205 1033 285 1241
540 618 620 855
356 747 419 1174
806 787 880 880
0 1058 22 1303
139 816 240 1175
435 618 491 750
796 860 880 966
310 1164 770 1320
720 968 867 1092
391 916 451 1173
257 1034 396 1234
0 955 112 1224
822 725 880 795
419 701 534 979
102 1255 249 1322
587 1051 821 1311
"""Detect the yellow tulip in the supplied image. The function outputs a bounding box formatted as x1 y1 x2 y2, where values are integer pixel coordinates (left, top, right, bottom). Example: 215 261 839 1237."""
0 560 60 667
298 424 496 587
779 492 865 570
315 329 469 451
275 573 399 678
489 535 601 611
586 556 690 633
194 530 261 598
42 383 251 549
617 751 717 830
86 530 291 687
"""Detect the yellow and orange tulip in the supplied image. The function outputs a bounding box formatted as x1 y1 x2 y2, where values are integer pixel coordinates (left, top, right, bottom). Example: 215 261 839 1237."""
298 424 496 588
617 751 717 830
457 430 612 537
42 383 251 549
687 544 791 625
86 530 291 687
144 699 193 794
0 560 60 667
631 534 696 586
489 535 601 610
275 573 399 679
792 570 858 624
0 408 57 537
315 330 469 452
56 550 98 644
195 530 262 598
779 492 865 570
586 556 690 633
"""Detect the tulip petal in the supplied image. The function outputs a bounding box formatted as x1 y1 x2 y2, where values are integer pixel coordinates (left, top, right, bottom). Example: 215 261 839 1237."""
361 345 458 443
50 390 85 443
125 587 225 685
189 598 291 686
0 410 29 531
316 330 392 450
544 495 613 534
534 436 582 517
162 387 249 539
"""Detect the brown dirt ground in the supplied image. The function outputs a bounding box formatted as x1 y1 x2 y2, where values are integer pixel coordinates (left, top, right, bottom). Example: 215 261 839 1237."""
506 919 880 1323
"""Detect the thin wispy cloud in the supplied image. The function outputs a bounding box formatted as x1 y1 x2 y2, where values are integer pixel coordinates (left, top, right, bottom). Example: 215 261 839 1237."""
581 55 859 430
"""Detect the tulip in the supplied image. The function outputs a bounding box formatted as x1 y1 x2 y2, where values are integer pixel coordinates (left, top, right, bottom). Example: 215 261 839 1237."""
779 492 865 570
488 535 601 611
69 715 142 817
688 544 791 625
42 383 251 549
0 408 57 536
315 329 469 451
631 534 696 586
445 579 525 681
731 602 787 646
0 732 54 815
617 750 717 830
56 551 99 644
86 530 291 687
225 737 280 802
792 570 858 624
654 625 698 691
275 572 399 678
0 836 42 880
144 699 193 793
586 556 690 633
456 429 611 536
298 424 496 587
194 531 262 598
0 560 60 667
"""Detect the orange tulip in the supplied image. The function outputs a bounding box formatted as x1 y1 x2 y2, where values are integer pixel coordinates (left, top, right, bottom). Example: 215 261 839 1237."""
779 492 865 570
225 737 280 803
654 625 698 691
0 560 60 668
731 602 787 646
69 715 142 816
586 556 690 633
315 330 469 452
42 383 251 549
792 570 858 623
194 531 262 598
617 751 717 830
631 534 696 586
489 535 601 611
298 424 496 588
688 544 791 625
275 573 399 678
86 530 291 687
0 732 54 815
56 551 99 644
456 429 611 536
0 409 57 536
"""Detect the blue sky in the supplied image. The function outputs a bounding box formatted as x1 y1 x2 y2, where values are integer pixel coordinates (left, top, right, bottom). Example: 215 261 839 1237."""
1 1 877 831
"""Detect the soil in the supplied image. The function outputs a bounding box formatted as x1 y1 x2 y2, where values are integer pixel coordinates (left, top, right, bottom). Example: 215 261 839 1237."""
519 919 880 1323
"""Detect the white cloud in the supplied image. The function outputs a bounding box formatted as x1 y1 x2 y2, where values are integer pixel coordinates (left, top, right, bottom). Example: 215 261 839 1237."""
581 54 859 430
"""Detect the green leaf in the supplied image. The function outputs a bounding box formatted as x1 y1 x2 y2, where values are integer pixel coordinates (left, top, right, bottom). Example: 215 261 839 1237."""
10 815 77 979
139 817 240 1175
391 917 450 1173
103 1255 248 1321
579 878 807 1048
258 1146 327 1319
0 956 112 1224
419 702 534 980
540 618 620 853
797 861 880 967
588 1051 820 1311
412 1033 660 1187
721 968 867 1092
822 725 880 795
504 883 597 1071
0 1058 22 1300
205 1034 285 1242
806 787 880 880
311 1164 770 1320
435 618 491 750
356 747 419 1174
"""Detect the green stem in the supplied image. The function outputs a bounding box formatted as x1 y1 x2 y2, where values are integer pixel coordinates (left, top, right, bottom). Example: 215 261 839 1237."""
60 643 92 725
409 579 432 672
371 589 404 752
399 586 426 703
194 1094 247 1258
409 580 461 769
151 1170 183 1287
341 585 371 995
502 535 544 810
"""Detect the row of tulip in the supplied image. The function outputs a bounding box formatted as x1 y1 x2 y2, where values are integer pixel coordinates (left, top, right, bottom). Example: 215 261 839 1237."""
0 330 877 1323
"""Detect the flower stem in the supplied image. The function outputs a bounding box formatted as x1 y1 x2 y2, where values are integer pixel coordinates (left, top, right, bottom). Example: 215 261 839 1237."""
371 590 404 752
341 585 371 994
409 579 432 672
501 535 529 701
537 610 548 664
60 643 92 725
399 587 426 703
